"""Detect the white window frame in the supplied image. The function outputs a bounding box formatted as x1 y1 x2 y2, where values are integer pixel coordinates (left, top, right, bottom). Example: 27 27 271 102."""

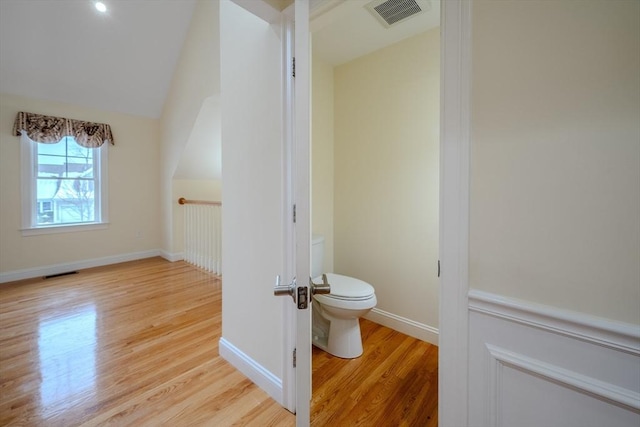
20 135 109 236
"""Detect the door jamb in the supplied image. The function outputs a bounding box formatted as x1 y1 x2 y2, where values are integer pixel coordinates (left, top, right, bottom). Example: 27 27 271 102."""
439 0 472 426
277 0 475 424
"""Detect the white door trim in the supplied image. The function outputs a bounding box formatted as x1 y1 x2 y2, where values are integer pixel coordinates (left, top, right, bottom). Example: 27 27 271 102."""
439 0 472 426
281 5 297 413
293 1 312 425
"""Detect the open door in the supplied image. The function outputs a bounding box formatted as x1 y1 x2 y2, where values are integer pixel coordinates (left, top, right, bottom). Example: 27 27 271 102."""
273 1 313 425
292 1 312 425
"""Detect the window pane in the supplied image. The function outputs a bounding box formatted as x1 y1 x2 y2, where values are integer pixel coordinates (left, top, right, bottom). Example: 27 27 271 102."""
36 178 95 225
36 138 95 179
67 147 94 178
37 154 66 177
37 142 66 156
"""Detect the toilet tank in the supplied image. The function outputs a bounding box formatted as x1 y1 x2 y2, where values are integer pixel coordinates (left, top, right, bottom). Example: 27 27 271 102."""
311 235 325 278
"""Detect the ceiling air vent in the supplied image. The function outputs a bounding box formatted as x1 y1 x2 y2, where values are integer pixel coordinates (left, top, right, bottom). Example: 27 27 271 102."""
365 0 430 28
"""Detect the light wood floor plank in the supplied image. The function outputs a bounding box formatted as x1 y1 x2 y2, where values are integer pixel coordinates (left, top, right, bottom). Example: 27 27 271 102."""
0 258 437 426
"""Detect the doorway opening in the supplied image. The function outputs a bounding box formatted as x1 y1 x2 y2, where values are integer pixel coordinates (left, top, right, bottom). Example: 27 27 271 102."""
310 0 441 424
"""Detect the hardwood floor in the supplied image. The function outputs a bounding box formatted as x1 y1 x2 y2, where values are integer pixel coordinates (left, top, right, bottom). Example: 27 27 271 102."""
311 319 438 427
0 258 437 426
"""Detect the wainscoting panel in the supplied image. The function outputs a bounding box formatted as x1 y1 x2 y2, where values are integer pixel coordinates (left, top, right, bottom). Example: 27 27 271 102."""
468 290 640 427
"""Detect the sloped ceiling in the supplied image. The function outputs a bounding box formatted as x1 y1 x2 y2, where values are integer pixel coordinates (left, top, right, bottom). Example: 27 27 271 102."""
311 0 440 66
0 0 439 118
0 0 196 118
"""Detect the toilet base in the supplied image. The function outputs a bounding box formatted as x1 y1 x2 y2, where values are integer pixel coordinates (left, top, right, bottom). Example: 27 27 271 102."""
312 316 364 359
312 334 328 352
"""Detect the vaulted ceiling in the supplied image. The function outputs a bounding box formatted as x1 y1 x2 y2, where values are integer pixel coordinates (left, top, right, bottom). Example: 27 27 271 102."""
0 0 439 120
0 0 196 118
311 0 440 66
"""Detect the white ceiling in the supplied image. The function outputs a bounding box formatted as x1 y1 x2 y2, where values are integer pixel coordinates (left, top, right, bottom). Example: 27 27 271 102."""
0 0 439 120
0 0 196 118
311 0 440 66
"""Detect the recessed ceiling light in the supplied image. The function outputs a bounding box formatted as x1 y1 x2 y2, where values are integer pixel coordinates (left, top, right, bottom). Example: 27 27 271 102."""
95 2 107 13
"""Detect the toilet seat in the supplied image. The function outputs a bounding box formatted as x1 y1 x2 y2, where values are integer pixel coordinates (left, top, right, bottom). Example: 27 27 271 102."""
312 273 376 310
313 273 375 300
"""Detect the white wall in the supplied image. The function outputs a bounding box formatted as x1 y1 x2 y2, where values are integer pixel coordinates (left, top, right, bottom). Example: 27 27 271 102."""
470 0 640 325
0 93 161 278
332 29 440 341
312 55 335 273
160 0 220 259
467 1 640 425
219 0 285 399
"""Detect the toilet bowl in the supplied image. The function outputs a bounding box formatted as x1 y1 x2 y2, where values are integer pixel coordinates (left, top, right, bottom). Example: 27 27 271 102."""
312 236 377 359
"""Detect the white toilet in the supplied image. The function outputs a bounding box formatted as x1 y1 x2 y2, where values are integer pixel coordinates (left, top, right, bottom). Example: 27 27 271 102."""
311 235 377 359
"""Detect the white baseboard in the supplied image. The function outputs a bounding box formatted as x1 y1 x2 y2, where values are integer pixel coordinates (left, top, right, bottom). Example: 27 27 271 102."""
218 337 283 405
160 250 184 262
364 308 439 345
0 250 162 284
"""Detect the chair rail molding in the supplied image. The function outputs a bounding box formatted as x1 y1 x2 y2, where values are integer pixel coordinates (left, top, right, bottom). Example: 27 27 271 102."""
469 289 640 355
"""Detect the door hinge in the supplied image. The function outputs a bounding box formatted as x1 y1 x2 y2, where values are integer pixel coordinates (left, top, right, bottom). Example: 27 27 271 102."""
293 348 297 368
293 204 296 223
292 57 295 78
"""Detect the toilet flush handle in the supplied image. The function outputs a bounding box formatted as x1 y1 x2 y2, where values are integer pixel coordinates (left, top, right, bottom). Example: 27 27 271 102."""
310 274 331 295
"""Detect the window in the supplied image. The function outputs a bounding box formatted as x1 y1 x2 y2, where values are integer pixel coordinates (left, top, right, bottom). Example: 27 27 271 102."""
21 136 108 234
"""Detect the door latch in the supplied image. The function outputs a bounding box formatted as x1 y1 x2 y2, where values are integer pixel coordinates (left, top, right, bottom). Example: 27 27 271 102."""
274 275 310 310
297 286 308 309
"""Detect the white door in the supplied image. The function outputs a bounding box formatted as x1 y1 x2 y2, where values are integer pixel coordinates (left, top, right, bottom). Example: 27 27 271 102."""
292 1 312 425
274 1 313 425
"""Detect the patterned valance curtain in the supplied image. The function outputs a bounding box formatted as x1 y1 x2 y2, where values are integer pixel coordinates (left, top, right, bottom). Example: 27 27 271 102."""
12 111 115 147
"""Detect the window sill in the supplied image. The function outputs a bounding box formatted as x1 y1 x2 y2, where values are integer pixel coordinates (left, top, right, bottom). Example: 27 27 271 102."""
21 222 109 237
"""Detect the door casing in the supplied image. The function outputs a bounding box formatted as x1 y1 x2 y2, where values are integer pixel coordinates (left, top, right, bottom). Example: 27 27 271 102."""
279 0 474 425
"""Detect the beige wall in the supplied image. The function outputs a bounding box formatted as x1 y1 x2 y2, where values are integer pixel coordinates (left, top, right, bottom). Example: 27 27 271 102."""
333 29 440 329
220 0 285 378
0 93 161 274
160 0 220 258
312 55 335 273
470 0 640 324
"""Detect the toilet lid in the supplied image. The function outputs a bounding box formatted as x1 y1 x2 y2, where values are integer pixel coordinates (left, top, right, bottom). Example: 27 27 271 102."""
316 273 375 300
